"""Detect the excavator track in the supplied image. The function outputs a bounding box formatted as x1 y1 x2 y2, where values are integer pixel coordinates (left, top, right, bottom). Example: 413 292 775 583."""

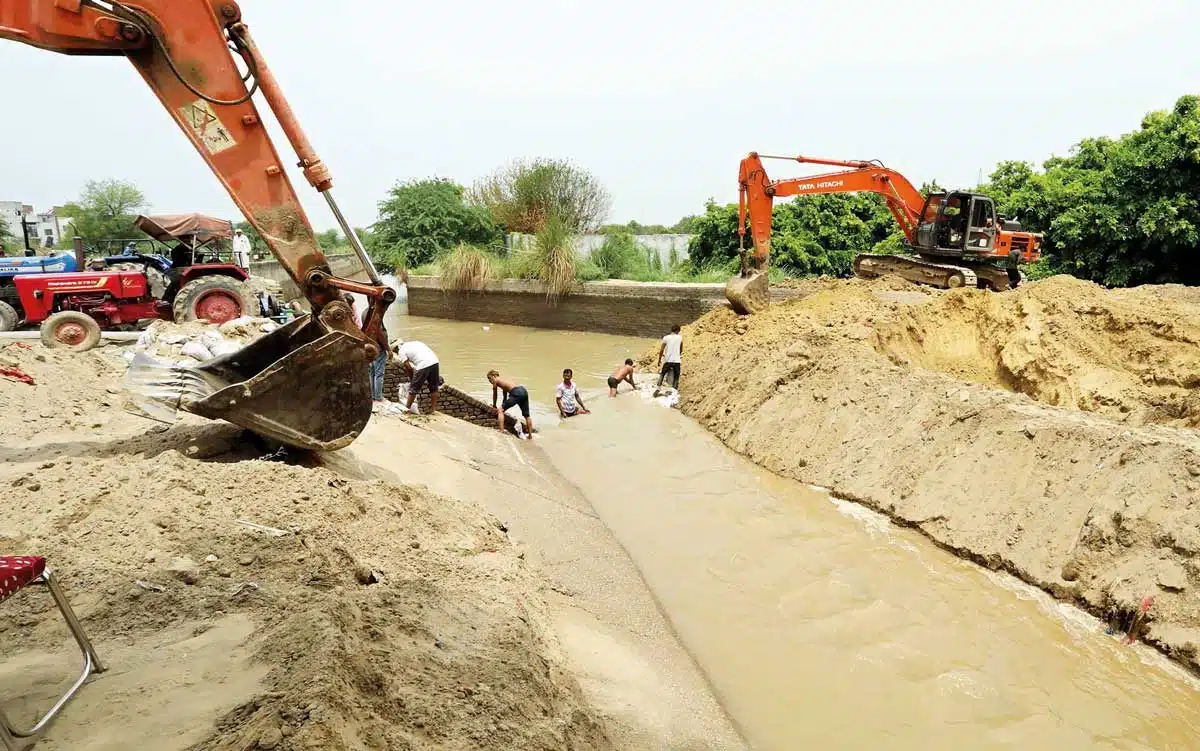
853 254 979 290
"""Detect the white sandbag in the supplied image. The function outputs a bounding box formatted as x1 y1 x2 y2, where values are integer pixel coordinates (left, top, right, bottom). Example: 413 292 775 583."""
199 331 225 351
180 341 213 361
209 340 242 357
219 315 269 338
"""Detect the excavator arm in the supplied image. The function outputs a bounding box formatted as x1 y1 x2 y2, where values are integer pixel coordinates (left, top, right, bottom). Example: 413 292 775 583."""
737 152 927 272
1 0 396 450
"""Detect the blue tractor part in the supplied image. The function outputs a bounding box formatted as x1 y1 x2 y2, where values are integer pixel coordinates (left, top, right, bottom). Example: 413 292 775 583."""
98 252 173 275
0 253 78 277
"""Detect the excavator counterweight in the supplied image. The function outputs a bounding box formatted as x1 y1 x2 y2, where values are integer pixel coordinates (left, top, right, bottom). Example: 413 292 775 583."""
3 0 394 450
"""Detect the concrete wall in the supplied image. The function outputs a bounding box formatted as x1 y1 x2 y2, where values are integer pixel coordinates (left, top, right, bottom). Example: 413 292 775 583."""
405 276 800 337
249 252 369 299
508 233 693 267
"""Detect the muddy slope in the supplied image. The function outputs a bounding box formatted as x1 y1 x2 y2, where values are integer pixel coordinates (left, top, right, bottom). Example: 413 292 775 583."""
0 342 611 750
675 277 1200 671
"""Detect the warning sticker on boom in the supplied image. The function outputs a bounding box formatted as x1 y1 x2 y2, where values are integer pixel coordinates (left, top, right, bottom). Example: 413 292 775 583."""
179 99 236 155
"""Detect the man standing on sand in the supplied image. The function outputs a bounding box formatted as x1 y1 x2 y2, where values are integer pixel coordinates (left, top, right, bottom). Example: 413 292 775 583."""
489 369 533 438
556 368 590 418
608 359 636 397
657 324 683 390
395 339 440 414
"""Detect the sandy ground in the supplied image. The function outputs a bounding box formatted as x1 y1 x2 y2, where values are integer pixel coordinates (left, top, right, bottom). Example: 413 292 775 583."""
337 417 746 750
670 275 1200 673
0 343 615 750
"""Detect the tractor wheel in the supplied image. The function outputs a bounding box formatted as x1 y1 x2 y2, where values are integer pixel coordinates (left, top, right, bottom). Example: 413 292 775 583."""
0 301 18 332
40 311 102 352
173 276 257 324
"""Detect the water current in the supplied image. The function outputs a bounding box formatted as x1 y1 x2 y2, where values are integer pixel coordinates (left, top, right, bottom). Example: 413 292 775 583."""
386 304 1200 749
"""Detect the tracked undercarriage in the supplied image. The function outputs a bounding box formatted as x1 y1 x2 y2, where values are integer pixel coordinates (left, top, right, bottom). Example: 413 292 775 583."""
853 253 1022 291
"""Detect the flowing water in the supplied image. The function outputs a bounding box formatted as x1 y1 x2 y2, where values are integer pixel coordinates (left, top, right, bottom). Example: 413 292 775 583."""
385 312 1200 749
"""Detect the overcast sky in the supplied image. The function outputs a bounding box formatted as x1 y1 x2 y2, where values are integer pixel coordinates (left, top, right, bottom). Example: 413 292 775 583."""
2 0 1196 232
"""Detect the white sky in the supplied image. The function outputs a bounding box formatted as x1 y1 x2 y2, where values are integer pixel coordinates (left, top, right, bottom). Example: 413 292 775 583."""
1 0 1197 231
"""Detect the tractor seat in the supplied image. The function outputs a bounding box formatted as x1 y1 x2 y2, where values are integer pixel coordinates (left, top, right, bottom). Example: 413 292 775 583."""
0 555 45 602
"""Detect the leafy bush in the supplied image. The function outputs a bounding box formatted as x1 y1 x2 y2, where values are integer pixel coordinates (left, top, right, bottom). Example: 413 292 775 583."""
589 230 642 278
374 178 501 268
470 158 611 234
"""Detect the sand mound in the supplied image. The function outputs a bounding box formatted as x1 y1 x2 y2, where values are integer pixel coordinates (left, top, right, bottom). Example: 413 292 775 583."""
0 341 135 443
674 275 1200 671
0 343 612 749
872 276 1200 426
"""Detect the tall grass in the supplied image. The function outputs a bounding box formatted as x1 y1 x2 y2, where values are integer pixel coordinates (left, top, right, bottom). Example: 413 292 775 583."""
533 214 577 302
437 243 495 292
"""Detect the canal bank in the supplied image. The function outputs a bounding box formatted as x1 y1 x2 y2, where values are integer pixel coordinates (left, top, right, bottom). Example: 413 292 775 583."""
404 276 801 337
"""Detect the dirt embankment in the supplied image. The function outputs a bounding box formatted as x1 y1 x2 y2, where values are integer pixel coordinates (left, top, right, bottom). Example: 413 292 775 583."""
0 343 611 750
675 275 1200 671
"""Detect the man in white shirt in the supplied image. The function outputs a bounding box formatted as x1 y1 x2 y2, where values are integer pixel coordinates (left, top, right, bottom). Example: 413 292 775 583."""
657 324 683 390
555 368 590 418
231 228 252 271
395 338 440 414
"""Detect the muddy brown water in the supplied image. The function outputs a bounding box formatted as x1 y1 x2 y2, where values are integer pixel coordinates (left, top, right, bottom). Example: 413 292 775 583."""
389 313 1200 749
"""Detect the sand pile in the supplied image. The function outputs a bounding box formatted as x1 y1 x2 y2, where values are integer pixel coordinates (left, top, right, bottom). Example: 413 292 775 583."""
675 276 1200 671
872 275 1200 426
0 344 612 749
0 341 134 444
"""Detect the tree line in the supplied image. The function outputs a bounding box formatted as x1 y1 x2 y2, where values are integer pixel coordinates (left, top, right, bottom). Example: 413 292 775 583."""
42 94 1199 288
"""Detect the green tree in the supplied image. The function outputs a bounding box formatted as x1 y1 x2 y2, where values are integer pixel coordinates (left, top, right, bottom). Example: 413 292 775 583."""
374 178 502 267
315 228 343 251
687 193 899 276
978 95 1200 286
60 179 148 241
470 158 611 234
670 215 700 234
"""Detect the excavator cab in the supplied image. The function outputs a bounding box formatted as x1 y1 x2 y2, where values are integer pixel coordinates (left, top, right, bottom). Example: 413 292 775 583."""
914 192 997 258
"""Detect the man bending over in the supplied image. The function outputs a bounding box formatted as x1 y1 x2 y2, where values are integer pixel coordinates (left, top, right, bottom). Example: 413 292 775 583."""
395 338 440 414
608 359 636 397
488 369 533 439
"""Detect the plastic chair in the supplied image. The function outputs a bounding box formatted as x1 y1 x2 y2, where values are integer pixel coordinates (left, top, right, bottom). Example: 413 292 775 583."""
0 556 104 749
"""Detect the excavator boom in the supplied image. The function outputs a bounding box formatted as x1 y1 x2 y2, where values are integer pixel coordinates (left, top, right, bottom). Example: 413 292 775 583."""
2 0 395 450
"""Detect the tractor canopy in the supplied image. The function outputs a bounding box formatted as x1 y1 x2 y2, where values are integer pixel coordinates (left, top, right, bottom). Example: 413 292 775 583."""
134 214 233 245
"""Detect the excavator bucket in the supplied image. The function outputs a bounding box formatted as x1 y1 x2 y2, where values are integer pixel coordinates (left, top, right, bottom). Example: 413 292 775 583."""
725 270 770 315
123 316 374 451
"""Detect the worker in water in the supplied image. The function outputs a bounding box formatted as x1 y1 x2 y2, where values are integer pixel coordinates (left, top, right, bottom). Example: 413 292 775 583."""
488 369 533 439
231 228 251 271
608 358 636 397
556 368 590 418
394 338 439 414
657 324 683 390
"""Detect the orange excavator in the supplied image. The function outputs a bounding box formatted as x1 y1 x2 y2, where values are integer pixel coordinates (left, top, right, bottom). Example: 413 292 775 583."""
1 0 397 450
724 152 1043 314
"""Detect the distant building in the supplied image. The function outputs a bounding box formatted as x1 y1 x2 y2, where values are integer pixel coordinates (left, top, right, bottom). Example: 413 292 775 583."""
0 201 73 249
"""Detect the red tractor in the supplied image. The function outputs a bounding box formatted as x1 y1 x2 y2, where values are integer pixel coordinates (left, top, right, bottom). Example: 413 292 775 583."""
16 214 257 351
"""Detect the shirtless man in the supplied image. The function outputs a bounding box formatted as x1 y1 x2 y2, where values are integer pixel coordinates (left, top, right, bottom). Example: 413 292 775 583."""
607 358 636 397
488 369 533 439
